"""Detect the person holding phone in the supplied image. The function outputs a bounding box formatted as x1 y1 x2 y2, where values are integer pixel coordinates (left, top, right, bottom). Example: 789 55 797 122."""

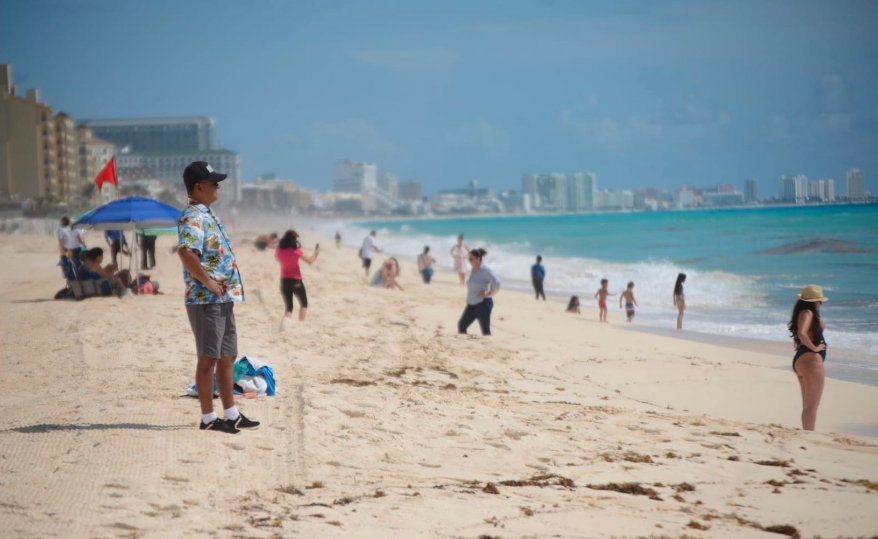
275 230 319 321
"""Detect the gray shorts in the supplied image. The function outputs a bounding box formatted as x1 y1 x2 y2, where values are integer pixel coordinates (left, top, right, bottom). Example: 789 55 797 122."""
186 303 238 358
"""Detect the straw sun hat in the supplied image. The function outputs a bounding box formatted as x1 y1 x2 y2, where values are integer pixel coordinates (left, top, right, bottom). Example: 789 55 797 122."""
798 284 828 302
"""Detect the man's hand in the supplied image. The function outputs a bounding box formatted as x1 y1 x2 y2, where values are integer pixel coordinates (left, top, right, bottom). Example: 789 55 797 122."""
206 280 225 297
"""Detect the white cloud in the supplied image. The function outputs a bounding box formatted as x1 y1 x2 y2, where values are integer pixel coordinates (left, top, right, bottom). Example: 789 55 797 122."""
289 119 398 161
451 120 511 158
352 47 458 77
561 97 729 149
766 114 790 140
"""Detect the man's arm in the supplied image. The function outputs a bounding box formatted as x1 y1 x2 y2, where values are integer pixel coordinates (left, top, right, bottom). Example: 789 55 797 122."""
178 247 224 297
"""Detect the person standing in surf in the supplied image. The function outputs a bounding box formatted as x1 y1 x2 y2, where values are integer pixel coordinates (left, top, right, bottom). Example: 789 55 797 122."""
531 255 546 301
450 234 469 285
673 273 686 330
788 285 828 431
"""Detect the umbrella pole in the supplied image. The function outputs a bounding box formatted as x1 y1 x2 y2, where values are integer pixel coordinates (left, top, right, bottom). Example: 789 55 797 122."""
133 229 139 296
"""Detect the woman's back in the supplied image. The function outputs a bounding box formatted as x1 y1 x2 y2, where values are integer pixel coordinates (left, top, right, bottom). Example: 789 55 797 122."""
276 248 303 279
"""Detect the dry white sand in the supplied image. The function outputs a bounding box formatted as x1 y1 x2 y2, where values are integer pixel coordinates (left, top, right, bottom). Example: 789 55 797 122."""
1 230 877 539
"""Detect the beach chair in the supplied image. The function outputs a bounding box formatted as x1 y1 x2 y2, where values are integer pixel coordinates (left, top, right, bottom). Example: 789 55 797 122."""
59 255 113 300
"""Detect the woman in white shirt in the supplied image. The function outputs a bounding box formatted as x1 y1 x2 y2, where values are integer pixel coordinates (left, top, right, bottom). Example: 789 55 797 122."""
450 234 469 285
57 216 86 264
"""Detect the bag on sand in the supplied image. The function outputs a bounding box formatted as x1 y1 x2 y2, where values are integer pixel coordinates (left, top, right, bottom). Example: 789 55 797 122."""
184 356 276 397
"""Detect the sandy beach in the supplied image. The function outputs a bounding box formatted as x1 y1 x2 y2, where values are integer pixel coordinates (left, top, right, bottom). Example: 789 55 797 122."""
1 229 877 539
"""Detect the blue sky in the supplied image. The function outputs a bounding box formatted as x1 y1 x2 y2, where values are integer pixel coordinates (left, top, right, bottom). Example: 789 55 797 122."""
2 0 877 195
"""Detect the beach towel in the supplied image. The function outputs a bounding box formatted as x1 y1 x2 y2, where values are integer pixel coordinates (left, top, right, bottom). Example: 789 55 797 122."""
237 356 277 396
184 356 277 397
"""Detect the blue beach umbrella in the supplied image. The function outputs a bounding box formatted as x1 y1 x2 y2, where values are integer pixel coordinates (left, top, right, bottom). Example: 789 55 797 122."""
72 196 181 231
72 197 182 294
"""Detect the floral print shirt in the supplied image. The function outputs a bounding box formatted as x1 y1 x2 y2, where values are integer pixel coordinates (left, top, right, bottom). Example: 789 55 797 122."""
177 199 244 304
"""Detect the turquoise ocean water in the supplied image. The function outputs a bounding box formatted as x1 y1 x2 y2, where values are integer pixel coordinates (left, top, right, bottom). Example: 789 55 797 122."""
325 204 878 383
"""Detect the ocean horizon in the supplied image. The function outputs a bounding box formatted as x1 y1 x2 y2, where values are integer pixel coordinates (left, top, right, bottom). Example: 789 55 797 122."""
321 203 878 386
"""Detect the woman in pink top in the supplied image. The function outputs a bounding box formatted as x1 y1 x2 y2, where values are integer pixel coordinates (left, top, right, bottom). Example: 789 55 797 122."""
275 230 319 321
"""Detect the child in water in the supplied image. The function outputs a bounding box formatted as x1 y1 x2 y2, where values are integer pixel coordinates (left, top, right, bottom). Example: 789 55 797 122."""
566 295 580 314
619 281 638 322
594 279 616 323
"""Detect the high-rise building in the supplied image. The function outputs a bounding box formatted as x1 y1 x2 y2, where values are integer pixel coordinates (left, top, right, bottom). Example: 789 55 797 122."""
80 117 216 153
779 176 797 202
809 179 831 201
744 179 758 203
795 175 808 202
333 160 378 193
116 150 241 203
76 125 97 202
377 172 398 198
779 175 807 203
846 169 865 199
0 64 56 200
53 112 79 204
89 137 115 174
521 174 539 208
633 190 647 210
826 179 835 201
566 172 597 211
398 181 423 201
534 173 566 210
566 173 586 211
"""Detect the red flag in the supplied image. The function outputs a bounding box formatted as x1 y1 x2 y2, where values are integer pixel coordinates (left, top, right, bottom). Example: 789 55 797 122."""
95 156 118 192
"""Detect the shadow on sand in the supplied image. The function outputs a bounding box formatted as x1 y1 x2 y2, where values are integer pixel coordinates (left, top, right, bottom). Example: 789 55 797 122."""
2 423 192 434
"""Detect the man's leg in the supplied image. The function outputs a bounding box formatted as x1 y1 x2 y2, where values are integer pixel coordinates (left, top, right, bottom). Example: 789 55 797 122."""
215 356 236 411
188 304 239 433
147 238 156 268
111 240 120 266
195 356 218 414
218 303 260 429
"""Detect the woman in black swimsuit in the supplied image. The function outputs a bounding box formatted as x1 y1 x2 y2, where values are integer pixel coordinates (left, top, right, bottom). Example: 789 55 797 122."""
787 284 828 431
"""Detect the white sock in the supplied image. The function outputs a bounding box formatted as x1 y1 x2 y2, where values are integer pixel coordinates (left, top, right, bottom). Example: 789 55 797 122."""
202 412 218 424
224 406 240 421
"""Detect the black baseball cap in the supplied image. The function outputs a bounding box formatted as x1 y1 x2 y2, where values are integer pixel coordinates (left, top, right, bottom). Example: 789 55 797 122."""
183 161 227 191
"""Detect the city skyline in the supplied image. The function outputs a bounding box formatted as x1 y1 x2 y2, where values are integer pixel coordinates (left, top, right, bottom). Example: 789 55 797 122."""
2 0 877 197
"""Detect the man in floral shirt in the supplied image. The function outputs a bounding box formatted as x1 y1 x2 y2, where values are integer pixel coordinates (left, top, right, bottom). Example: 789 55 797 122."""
178 161 259 434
